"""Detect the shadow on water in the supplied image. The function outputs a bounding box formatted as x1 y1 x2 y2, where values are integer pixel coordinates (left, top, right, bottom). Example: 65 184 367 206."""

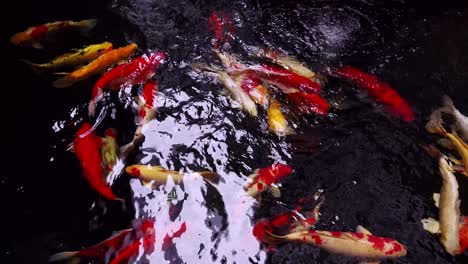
3 0 468 263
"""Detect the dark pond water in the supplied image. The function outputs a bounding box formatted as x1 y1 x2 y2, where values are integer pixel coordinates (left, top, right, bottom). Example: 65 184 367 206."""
3 0 468 263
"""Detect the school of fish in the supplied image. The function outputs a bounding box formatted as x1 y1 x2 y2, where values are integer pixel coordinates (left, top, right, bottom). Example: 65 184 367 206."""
10 10 468 263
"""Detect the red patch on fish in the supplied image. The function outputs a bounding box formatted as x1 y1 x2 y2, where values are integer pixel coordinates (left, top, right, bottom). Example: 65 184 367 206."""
208 11 235 49
459 217 468 253
352 232 364 239
385 242 403 255
240 75 262 93
288 91 329 115
253 220 273 242
308 230 323 245
256 183 264 190
366 235 394 252
105 128 116 138
330 231 342 237
335 66 414 122
130 168 141 177
162 222 187 251
73 123 119 200
271 213 291 228
142 80 158 109
258 164 292 186
30 25 48 39
304 217 317 226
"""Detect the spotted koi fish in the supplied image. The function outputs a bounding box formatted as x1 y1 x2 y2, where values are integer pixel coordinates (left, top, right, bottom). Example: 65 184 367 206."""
335 66 414 122
10 19 97 49
264 228 407 260
244 164 293 197
53 43 137 88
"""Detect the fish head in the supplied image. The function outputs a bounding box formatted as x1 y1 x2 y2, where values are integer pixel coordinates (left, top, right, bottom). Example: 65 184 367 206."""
10 32 31 46
126 165 142 177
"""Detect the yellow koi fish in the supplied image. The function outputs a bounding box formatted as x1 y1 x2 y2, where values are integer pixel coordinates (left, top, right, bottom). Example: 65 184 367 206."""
267 99 293 136
101 128 119 172
10 19 97 49
125 165 219 185
426 108 468 176
24 42 112 72
53 43 137 88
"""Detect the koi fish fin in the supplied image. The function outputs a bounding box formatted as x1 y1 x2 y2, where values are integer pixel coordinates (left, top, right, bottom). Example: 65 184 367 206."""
78 19 98 34
433 193 440 208
53 76 74 88
49 251 78 262
421 217 441 234
31 42 44 49
426 108 447 135
268 184 281 198
52 72 70 76
197 171 220 184
263 230 286 245
438 138 455 150
442 95 455 112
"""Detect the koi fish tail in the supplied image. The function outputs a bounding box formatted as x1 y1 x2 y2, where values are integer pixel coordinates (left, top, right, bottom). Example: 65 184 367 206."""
425 108 447 135
49 251 78 262
442 95 456 112
197 171 220 184
78 19 98 33
21 59 45 74
53 76 75 88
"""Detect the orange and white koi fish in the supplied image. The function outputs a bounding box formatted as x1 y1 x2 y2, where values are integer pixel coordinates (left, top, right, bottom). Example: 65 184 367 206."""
126 165 219 186
238 74 269 107
426 108 468 176
24 42 112 72
267 99 293 136
244 164 293 197
53 43 137 88
10 19 97 49
264 228 406 260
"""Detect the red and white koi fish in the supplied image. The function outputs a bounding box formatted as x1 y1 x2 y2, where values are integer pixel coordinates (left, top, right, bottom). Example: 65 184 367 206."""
264 229 407 260
335 66 414 122
89 52 167 117
238 74 269 107
10 19 97 49
49 219 154 262
244 164 293 197
73 123 122 201
287 91 329 115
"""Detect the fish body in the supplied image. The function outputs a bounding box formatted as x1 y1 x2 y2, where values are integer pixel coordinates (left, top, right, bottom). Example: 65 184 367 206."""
336 66 414 122
101 128 119 172
460 217 468 253
10 19 97 48
126 165 219 185
266 229 406 259
438 156 461 255
215 71 258 117
244 164 293 197
239 74 269 107
261 50 320 82
287 91 329 115
267 99 293 136
442 95 468 142
139 80 158 124
73 123 120 201
53 43 137 88
26 42 112 72
89 51 166 116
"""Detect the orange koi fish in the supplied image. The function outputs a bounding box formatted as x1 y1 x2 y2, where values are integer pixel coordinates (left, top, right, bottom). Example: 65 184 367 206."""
244 164 293 197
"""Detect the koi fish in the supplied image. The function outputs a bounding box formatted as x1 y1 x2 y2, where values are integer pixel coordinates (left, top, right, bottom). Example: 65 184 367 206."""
101 128 119 172
208 11 235 49
426 109 468 176
49 228 133 262
287 91 329 115
24 42 112 72
239 74 269 107
440 95 468 142
260 49 323 84
267 99 293 136
335 66 414 122
244 164 293 197
264 229 407 260
126 165 219 185
214 71 258 117
10 19 97 49
88 51 166 117
53 43 137 88
109 234 155 264
73 123 121 201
